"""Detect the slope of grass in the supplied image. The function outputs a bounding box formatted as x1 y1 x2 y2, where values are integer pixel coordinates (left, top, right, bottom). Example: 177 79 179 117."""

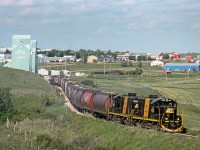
1 112 200 150
0 67 58 121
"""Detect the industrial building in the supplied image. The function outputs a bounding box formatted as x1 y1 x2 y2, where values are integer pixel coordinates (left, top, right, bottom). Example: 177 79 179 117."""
151 60 164 67
4 35 37 73
87 55 98 63
164 63 200 71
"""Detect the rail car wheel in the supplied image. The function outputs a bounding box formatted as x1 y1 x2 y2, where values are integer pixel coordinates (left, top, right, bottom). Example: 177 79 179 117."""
153 124 159 130
93 113 97 118
182 128 187 133
106 115 111 121
141 122 145 128
120 117 126 125
136 121 141 127
113 117 121 124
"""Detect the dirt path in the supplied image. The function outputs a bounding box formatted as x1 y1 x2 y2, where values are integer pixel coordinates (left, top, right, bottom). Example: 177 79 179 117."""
57 87 83 115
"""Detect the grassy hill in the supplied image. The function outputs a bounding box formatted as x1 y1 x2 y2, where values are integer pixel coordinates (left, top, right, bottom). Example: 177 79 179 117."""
0 66 200 149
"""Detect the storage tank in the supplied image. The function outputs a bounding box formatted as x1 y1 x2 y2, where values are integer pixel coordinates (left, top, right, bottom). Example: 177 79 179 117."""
92 93 114 115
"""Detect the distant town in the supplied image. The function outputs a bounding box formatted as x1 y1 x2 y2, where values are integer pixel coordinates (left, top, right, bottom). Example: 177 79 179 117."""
0 35 200 74
1 46 200 64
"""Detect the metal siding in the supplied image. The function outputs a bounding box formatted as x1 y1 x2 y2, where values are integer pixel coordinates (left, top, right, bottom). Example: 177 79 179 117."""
5 35 37 73
164 63 200 71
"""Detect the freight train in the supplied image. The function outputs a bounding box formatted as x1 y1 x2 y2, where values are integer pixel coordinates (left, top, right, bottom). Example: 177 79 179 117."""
53 76 184 133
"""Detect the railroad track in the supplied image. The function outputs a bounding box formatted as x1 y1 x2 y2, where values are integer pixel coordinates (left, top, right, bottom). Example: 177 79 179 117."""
174 133 200 138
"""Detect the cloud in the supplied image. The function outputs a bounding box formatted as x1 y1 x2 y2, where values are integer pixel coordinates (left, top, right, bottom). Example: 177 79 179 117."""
111 0 137 6
18 6 57 16
0 0 13 6
191 23 200 30
166 0 200 11
18 0 33 6
0 0 33 6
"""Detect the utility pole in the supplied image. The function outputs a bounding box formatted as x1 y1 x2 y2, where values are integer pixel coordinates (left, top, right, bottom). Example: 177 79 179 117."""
60 92 62 103
104 58 105 75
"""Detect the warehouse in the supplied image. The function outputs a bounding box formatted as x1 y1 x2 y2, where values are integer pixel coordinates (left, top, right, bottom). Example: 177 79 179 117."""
164 63 200 71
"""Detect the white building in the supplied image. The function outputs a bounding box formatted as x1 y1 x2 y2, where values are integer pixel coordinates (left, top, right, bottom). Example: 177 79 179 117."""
151 60 164 67
116 53 130 61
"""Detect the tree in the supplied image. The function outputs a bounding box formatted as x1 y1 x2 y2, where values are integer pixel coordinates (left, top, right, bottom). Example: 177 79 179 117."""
0 88 14 122
163 53 169 59
5 49 11 54
129 56 136 61
137 56 146 61
47 50 56 57
58 51 64 57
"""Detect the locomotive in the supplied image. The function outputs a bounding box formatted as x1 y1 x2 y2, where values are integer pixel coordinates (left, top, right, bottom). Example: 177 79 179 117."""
57 77 184 133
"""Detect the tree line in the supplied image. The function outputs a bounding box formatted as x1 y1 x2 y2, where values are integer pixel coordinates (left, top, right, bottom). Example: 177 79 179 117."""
37 49 118 59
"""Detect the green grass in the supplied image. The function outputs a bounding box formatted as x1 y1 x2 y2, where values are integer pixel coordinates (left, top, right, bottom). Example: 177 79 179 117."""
1 112 200 150
1 65 200 149
42 62 140 72
69 65 200 135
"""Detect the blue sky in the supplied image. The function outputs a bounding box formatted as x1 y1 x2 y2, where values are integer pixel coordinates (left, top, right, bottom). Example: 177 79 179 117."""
0 0 200 53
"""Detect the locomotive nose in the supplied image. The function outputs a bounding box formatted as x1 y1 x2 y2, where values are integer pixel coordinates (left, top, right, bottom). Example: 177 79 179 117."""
161 110 184 133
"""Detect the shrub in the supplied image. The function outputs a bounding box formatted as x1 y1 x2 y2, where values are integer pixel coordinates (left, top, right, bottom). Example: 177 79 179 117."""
36 134 68 149
92 59 98 63
81 80 97 87
0 88 14 123
121 61 128 67
125 68 143 76
138 61 142 68
135 67 143 75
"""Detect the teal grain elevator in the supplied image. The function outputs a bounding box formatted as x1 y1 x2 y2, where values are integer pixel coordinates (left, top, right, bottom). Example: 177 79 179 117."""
4 35 37 73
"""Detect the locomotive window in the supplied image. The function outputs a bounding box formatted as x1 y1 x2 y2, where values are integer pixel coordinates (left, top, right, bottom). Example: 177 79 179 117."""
115 98 120 107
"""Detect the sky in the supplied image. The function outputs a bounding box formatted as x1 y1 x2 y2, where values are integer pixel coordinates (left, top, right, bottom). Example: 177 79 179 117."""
0 0 200 53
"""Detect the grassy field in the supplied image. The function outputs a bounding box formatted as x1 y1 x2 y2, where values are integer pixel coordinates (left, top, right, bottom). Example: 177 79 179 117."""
1 64 200 149
65 62 200 134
